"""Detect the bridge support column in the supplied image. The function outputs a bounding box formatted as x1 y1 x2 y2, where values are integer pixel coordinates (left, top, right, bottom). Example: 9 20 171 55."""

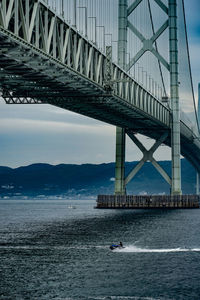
115 0 128 195
197 173 200 195
197 83 200 195
169 0 182 195
115 127 126 195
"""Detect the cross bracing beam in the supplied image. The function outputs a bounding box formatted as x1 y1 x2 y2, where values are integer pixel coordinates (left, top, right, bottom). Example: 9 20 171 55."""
126 19 169 71
153 0 168 14
125 131 171 186
126 0 170 86
127 0 143 16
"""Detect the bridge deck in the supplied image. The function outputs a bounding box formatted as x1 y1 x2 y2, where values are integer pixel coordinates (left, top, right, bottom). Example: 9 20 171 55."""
96 195 200 209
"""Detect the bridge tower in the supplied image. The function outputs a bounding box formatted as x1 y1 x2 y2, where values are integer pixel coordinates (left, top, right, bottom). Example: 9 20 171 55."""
115 0 182 195
115 0 127 195
196 83 200 195
169 0 181 195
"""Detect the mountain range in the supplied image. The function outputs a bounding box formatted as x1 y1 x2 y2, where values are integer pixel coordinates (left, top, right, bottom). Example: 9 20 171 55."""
0 159 197 198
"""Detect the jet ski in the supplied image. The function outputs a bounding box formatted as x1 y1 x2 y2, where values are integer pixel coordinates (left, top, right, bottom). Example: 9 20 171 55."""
110 242 124 250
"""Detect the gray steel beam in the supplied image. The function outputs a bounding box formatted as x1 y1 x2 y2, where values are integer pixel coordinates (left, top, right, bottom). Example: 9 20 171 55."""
169 0 182 195
115 0 128 195
197 173 199 195
126 19 169 71
127 0 143 16
125 131 171 186
153 0 168 14
196 83 200 194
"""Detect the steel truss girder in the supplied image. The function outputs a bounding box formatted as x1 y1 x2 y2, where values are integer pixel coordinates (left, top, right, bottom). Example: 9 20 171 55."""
125 130 171 186
126 0 169 72
3 90 43 104
0 25 170 130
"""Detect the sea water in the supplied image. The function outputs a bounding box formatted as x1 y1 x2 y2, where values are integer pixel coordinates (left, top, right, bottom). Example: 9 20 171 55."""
1 199 200 300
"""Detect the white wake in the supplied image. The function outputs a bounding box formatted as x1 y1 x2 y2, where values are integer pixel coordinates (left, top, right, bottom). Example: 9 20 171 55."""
115 245 200 253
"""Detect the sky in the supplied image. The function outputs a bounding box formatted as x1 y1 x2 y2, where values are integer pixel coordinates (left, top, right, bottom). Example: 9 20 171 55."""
0 0 199 168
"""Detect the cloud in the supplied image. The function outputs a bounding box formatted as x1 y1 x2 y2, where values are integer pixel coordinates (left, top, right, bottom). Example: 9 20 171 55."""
0 98 106 127
0 117 113 135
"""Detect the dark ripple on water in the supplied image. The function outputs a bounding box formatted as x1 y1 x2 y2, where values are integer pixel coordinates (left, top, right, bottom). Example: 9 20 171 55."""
1 199 200 300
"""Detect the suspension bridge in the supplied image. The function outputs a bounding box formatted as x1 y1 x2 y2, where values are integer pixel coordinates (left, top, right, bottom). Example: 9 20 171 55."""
0 0 199 207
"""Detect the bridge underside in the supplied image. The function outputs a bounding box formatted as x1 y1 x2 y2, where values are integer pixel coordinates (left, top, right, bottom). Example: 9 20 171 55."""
0 31 200 174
